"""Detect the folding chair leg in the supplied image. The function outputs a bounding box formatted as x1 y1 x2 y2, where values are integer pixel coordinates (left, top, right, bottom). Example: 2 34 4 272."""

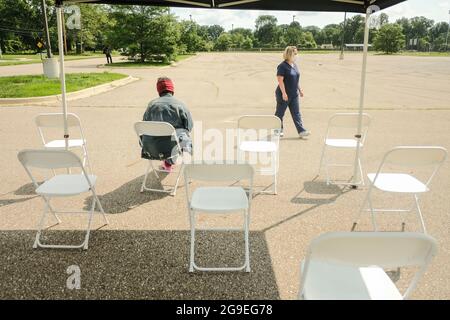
273 173 278 195
352 183 373 231
171 164 184 196
414 194 427 234
368 196 378 231
33 201 51 249
44 197 61 224
273 152 278 195
358 157 365 186
82 145 93 175
324 156 330 185
92 187 109 225
189 209 195 273
82 196 96 250
244 210 250 272
141 161 152 193
151 160 160 179
318 144 326 177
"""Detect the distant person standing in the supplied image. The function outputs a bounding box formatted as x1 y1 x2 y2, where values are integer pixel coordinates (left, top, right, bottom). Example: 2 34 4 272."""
275 46 310 138
103 46 112 64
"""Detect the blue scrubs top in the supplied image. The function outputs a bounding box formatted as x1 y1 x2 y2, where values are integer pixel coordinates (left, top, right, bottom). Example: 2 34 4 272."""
276 61 300 99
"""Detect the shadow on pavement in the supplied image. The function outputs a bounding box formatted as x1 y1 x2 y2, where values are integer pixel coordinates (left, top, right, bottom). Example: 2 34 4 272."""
84 174 171 214
0 230 279 299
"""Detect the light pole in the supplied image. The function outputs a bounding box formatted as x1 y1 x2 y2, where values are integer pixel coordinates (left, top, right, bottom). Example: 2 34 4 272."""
293 15 296 23
445 9 450 52
340 12 347 60
40 0 52 58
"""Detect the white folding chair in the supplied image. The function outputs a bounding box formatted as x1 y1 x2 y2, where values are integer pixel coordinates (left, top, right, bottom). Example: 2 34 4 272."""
184 163 254 272
318 113 371 186
35 113 92 174
237 115 281 195
17 149 109 250
134 121 185 196
353 146 447 233
298 232 438 300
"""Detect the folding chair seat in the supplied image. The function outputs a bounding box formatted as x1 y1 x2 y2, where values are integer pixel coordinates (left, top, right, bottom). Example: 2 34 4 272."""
134 121 185 196
353 146 447 233
184 163 254 272
318 113 371 186
367 173 428 193
17 149 109 250
298 232 438 300
237 115 281 195
325 138 362 148
300 261 402 300
239 141 278 153
35 113 92 173
44 139 85 149
190 187 249 212
36 174 97 197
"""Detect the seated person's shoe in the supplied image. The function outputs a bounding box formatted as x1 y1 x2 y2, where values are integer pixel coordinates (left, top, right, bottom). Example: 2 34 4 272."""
159 160 173 173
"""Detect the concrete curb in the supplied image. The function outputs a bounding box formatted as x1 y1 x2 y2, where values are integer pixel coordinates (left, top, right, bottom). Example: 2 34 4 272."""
0 75 139 106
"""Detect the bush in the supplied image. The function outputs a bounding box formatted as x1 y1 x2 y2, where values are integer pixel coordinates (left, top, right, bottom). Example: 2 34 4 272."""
373 23 405 54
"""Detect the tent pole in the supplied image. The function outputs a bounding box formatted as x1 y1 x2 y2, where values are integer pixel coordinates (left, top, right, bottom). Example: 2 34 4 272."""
351 8 370 188
56 5 69 150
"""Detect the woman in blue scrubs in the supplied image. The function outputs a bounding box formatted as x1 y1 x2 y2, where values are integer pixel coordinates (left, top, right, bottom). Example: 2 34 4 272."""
275 46 310 138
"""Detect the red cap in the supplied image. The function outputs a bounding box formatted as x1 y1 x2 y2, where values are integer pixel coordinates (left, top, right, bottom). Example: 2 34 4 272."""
156 78 174 96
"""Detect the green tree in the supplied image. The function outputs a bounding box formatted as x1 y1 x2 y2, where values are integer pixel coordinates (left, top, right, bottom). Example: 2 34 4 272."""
284 21 303 46
319 24 341 46
254 15 279 47
214 32 232 51
373 23 405 54
230 27 254 49
299 31 317 49
108 6 180 62
0 0 45 53
345 15 365 44
179 20 207 53
242 36 253 50
205 24 225 41
429 22 449 51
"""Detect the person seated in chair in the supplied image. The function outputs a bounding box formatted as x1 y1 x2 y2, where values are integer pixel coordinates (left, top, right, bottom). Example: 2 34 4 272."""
141 77 193 172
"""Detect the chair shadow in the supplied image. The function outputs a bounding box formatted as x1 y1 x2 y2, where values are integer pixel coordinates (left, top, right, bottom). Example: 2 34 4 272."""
14 182 39 196
0 230 279 300
262 176 352 232
0 196 37 208
84 174 172 214
0 182 40 208
291 177 348 205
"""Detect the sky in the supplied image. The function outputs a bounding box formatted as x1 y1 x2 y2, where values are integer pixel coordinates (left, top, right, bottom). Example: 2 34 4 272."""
171 0 450 31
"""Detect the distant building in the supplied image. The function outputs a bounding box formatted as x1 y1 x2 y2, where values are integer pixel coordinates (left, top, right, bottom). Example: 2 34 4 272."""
345 44 373 51
320 44 334 49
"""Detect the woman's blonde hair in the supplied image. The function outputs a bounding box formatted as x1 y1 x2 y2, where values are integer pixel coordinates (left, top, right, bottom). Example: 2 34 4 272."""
283 46 298 61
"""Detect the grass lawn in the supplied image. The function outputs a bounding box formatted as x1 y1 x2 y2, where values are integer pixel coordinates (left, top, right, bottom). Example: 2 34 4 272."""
0 52 119 67
104 54 195 68
393 51 450 57
0 72 127 98
372 51 450 57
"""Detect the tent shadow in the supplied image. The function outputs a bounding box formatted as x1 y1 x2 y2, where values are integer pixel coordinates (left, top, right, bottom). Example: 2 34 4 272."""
84 174 171 214
0 230 279 300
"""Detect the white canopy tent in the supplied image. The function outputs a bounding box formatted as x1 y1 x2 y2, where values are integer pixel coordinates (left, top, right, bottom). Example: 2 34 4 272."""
55 0 406 187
